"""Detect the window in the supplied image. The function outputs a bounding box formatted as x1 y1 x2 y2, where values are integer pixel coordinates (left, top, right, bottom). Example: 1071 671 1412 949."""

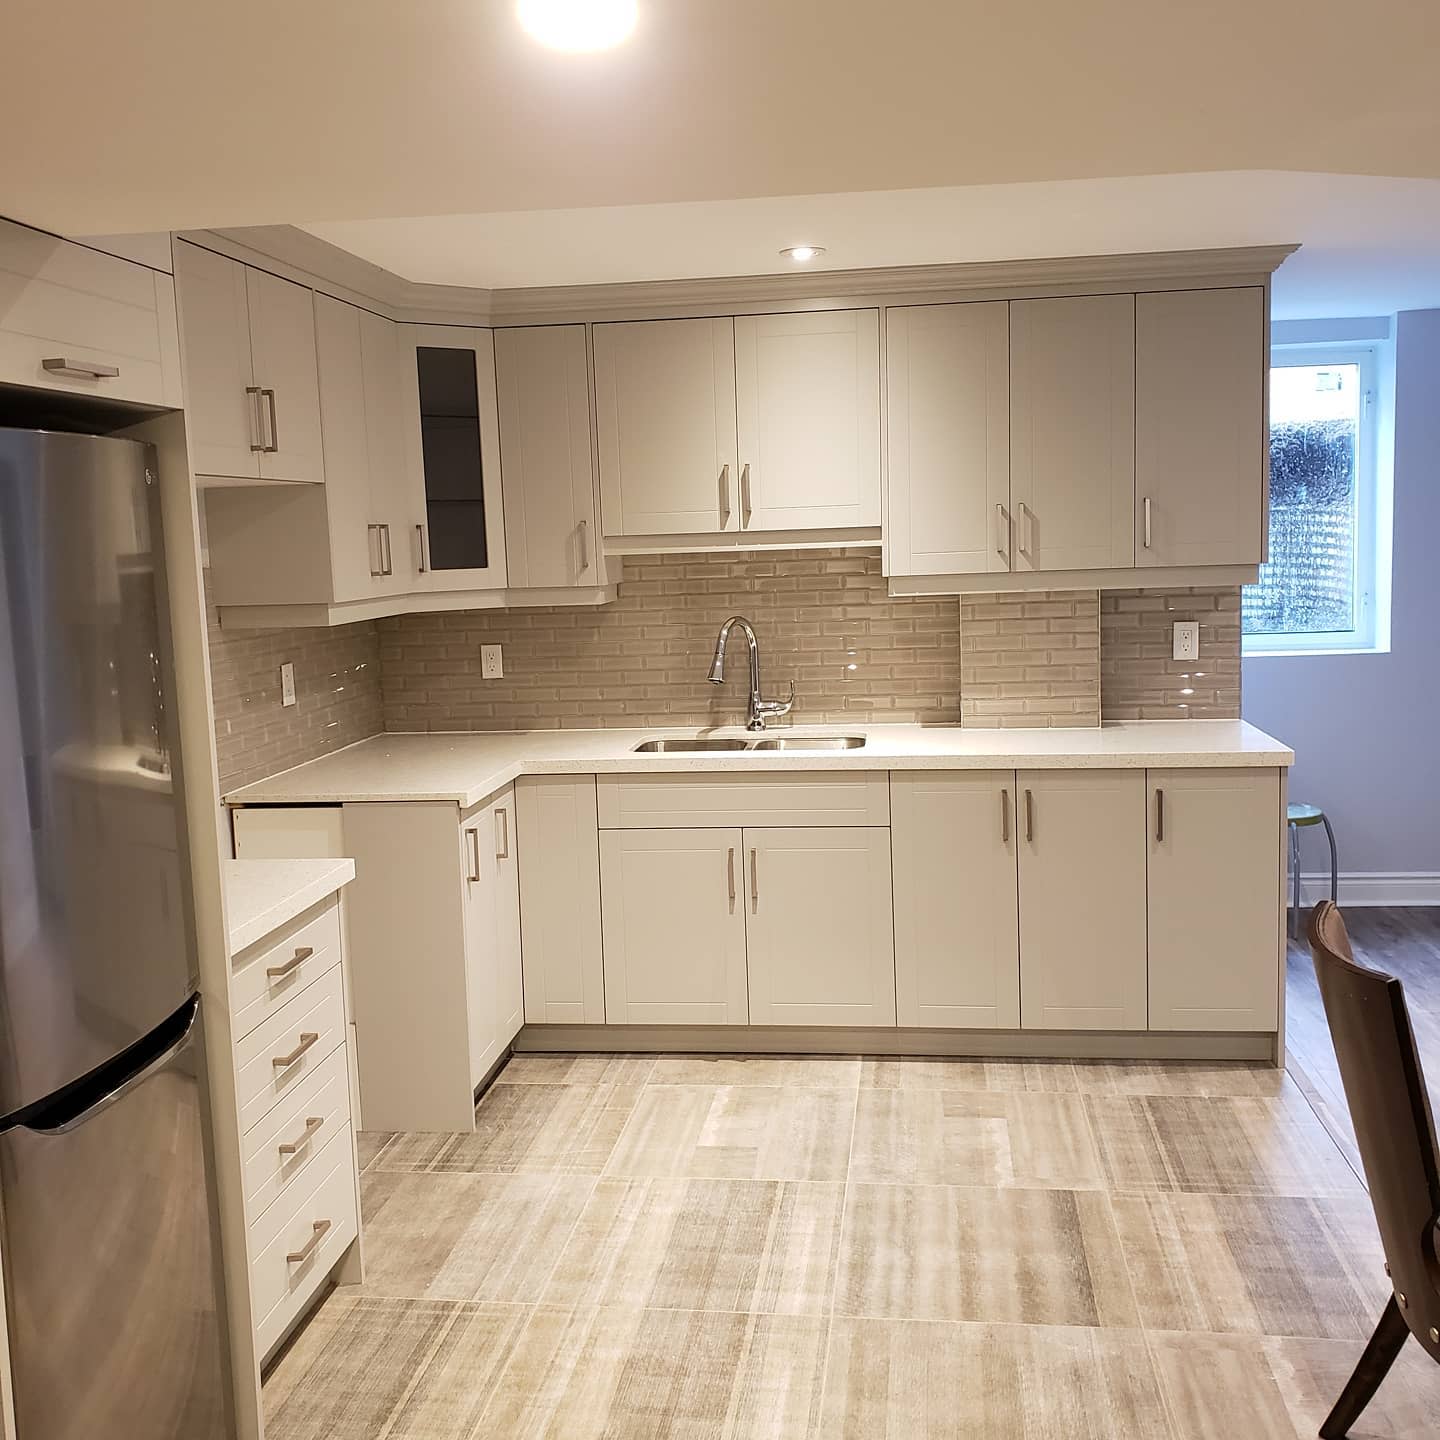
1243 343 1388 655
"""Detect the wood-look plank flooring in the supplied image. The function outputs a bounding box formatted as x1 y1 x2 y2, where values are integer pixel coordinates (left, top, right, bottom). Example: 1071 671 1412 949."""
265 1040 1440 1439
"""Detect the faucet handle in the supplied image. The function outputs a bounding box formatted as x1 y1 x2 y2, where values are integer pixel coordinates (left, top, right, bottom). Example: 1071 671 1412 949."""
758 680 796 718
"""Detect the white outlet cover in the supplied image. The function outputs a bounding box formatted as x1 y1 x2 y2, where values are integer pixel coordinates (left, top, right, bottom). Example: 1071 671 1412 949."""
481 644 504 679
280 661 296 707
1172 621 1200 662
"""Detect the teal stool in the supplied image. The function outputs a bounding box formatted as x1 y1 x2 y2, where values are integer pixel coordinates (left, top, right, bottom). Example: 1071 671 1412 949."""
1288 802 1338 938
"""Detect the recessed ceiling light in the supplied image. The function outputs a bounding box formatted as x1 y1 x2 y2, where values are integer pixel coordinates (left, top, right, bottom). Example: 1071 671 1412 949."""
517 0 638 52
780 245 827 263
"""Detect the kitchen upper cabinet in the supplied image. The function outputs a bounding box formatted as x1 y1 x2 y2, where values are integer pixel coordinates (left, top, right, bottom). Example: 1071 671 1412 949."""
594 317 738 537
496 324 605 589
1017 769 1147 1030
173 240 324 484
1147 768 1281 1031
1009 295 1135 572
885 302 1010 576
733 309 881 531
600 829 748 1024
745 827 895 1026
890 771 1020 1028
400 324 507 590
1136 288 1266 567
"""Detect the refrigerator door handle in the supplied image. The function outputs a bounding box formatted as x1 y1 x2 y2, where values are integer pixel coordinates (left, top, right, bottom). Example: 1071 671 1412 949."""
24 1000 198 1136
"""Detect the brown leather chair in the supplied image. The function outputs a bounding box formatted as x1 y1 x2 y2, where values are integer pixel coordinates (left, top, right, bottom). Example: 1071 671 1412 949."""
1309 899 1440 1437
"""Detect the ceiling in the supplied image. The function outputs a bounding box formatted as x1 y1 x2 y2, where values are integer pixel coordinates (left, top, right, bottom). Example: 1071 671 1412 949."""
7 1 1440 316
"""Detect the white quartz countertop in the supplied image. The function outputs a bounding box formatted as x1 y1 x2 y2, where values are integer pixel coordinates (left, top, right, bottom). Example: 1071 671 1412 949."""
224 858 356 955
224 721 1293 812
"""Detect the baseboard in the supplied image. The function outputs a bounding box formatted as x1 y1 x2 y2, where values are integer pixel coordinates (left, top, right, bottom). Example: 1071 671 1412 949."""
1298 871 1440 906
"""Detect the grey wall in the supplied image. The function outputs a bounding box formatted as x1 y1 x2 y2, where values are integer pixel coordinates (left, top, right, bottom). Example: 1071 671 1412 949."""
1244 307 1440 880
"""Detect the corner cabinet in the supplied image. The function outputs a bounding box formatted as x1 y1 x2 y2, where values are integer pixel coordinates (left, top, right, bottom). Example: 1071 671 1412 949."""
594 309 881 547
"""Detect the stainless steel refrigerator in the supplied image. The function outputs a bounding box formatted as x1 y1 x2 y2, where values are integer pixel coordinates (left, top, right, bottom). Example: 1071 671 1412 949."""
0 428 231 1438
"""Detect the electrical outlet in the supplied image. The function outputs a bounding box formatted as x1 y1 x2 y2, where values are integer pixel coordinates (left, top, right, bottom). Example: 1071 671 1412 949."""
481 644 504 679
1172 621 1200 662
280 661 296 707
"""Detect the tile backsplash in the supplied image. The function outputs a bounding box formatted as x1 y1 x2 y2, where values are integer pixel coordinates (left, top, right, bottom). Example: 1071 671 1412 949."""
1100 587 1242 720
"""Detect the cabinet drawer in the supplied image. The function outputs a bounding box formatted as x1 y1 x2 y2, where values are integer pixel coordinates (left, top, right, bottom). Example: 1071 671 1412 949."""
597 771 890 828
241 1045 352 1223
230 898 341 1041
0 219 180 407
249 1122 358 1360
235 967 346 1132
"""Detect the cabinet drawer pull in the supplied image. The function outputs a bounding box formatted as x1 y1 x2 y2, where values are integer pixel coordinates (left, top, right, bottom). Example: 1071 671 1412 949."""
277 1115 325 1156
577 519 589 573
465 826 481 882
272 1032 319 1070
415 522 428 573
740 462 752 527
263 387 280 453
727 846 736 906
994 503 1008 560
286 1218 332 1265
750 847 758 909
1155 787 1165 843
1024 788 1034 843
43 357 119 380
1000 788 1010 843
267 946 314 980
718 463 731 527
495 806 510 859
246 386 266 453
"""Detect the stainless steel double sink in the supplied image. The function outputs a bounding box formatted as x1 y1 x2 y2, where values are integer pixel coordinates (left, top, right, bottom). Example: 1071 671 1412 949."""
632 735 866 753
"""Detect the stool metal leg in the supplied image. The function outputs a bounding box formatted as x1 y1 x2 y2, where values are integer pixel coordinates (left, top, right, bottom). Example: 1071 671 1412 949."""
1290 823 1301 939
1320 813 1339 904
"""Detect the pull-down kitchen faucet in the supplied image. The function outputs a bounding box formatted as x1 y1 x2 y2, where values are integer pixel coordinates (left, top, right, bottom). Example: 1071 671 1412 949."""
707 615 795 731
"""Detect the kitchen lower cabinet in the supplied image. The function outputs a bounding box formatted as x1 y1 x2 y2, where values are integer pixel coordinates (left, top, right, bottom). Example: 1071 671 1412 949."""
600 829 748 1024
1147 768 1281 1030
1017 769 1148 1030
461 786 523 1086
890 772 1020 1028
744 827 896 1026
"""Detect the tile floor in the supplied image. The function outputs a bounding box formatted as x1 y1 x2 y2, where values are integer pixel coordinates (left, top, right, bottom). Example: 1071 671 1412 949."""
266 1054 1440 1439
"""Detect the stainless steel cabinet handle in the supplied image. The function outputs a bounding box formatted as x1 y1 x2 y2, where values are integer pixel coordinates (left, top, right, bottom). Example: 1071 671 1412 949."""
263 388 280 453
718 463 731 527
1143 496 1153 549
1000 788 1010 843
740 462 752 528
1024 788 1035 843
277 1115 325 1156
367 524 382 577
465 826 480 882
1018 502 1034 556
750 847 758 909
247 386 266 453
994 503 1009 560
380 524 393 576
43 357 119 380
1155 788 1165 843
272 1032 319 1070
415 523 428 574
577 519 589 573
495 806 509 859
727 847 736 906
267 945 314 980
286 1218 332 1265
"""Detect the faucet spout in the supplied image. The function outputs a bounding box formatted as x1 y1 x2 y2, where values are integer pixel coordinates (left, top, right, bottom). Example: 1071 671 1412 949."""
706 615 794 731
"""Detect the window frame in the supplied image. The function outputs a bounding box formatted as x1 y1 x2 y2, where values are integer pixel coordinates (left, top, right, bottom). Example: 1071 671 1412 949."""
1244 340 1388 658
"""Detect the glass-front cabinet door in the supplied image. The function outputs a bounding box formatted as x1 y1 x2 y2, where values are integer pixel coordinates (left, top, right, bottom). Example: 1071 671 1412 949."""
400 324 508 591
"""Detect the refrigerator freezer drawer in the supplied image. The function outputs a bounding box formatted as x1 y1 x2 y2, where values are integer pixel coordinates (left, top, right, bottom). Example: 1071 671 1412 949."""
0 1004 230 1440
249 1121 358 1361
234 965 346 1133
230 896 342 1042
242 1044 352 1223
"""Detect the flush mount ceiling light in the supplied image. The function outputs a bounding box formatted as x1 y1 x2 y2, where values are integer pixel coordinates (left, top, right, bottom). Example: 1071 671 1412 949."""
780 245 827 263
517 0 638 52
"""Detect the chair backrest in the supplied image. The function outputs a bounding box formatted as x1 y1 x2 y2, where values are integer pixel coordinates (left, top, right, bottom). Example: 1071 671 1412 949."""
1310 900 1440 1350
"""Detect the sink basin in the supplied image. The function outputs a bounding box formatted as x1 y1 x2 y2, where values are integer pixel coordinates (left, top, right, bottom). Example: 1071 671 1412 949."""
632 738 752 753
748 735 866 751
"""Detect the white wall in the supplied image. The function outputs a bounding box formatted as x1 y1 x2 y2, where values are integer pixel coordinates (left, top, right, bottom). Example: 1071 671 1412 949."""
1244 308 1440 899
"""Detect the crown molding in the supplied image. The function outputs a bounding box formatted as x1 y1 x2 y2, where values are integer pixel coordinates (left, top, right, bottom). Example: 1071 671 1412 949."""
185 227 1298 328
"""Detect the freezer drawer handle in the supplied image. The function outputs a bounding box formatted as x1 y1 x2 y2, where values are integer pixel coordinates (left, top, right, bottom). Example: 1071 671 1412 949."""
267 946 314 980
43 357 120 380
286 1218 332 1265
278 1115 325 1156
272 1032 320 1070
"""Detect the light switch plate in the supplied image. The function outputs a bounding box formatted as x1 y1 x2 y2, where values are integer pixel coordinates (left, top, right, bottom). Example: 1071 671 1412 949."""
1172 621 1200 662
481 644 504 679
280 661 296 707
